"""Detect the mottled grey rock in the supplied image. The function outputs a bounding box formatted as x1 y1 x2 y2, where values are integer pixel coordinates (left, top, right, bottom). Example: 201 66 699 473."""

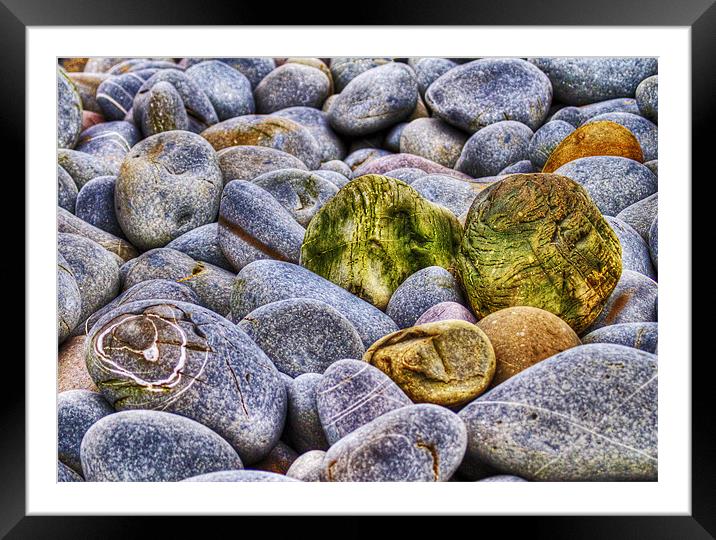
328 62 418 136
238 298 365 377
182 470 298 482
86 301 286 464
165 223 232 271
586 270 658 332
554 157 658 216
352 153 472 180
456 121 533 178
605 216 656 279
414 301 477 325
58 253 82 343
107 58 178 74
478 475 528 482
57 206 138 264
330 57 392 92
343 148 392 171
286 450 325 481
75 121 141 174
401 174 480 217
252 441 299 475
58 68 83 149
410 57 457 96
616 194 658 242
58 165 78 213
313 169 350 188
399 118 467 168
645 160 658 176
319 159 352 178
255 64 331 113
386 266 466 328
231 260 399 348
58 390 114 475
58 233 120 324
57 149 115 189
218 180 305 270
649 216 658 270
636 75 658 123
180 58 275 89
528 120 576 169
115 130 223 250
132 80 188 136
96 68 157 121
186 60 255 121
59 461 84 482
549 106 583 127
284 373 330 452
321 404 467 482
528 57 658 105
120 248 234 316
577 98 641 124
217 145 308 184
585 112 658 161
84 57 131 73
426 58 552 133
582 322 658 353
75 176 123 237
384 122 407 152
383 167 427 184
498 160 536 175
316 359 412 445
459 343 658 481
80 410 244 481
252 169 339 227
274 107 346 162
68 72 107 114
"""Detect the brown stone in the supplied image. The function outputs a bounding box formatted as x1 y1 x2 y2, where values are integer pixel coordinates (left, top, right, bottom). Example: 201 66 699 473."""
363 320 495 408
58 336 98 393
252 441 299 474
477 306 581 386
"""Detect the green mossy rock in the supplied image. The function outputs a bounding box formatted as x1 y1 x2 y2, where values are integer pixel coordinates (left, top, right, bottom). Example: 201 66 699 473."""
458 173 622 334
300 174 462 311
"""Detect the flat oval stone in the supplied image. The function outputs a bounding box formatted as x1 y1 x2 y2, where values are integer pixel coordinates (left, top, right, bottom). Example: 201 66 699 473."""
459 343 657 481
238 298 365 377
365 320 496 407
57 165 78 212
185 60 255 121
386 266 466 328
286 450 325 482
231 260 398 348
636 75 658 123
316 359 412 445
301 175 462 310
165 223 233 271
553 156 657 216
322 404 467 482
415 301 477 325
549 106 583 126
456 121 534 177
182 470 298 482
115 130 223 250
585 112 658 161
319 159 352 178
542 121 644 173
86 300 286 464
383 167 427 184
313 169 350 188
477 306 581 386
498 160 536 175
96 68 157 121
582 322 658 353
218 179 305 270
180 58 275 88
399 118 467 168
284 373 330 452
458 174 622 334
58 253 82 343
328 62 418 136
58 233 120 324
426 58 552 133
649 216 658 270
410 174 485 217
585 270 658 333
58 149 115 189
577 97 641 124
354 153 474 180
217 145 308 184
81 410 244 481
604 216 656 279
330 57 392 92
201 115 322 169
528 57 658 106
410 57 457 96
75 175 123 238
58 206 138 263
255 64 330 113
58 390 114 475
614 195 657 244
58 68 83 149
528 120 575 170
273 106 346 163
344 148 393 171
75 121 141 174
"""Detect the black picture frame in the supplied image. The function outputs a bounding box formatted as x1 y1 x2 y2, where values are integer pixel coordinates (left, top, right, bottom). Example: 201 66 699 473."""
7 0 711 537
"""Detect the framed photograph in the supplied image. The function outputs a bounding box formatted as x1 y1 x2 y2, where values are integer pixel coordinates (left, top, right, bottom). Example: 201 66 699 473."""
8 0 711 536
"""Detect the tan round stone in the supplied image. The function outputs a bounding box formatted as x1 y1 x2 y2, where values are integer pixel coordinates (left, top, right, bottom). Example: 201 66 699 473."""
58 336 98 393
363 319 495 407
477 306 581 386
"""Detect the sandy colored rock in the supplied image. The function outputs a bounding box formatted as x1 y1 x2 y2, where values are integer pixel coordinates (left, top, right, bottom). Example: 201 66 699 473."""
477 306 581 386
542 120 643 173
364 320 496 407
58 336 98 393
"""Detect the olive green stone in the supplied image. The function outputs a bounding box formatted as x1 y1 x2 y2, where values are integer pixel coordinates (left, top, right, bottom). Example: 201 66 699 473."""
458 174 622 334
364 320 496 407
300 174 462 311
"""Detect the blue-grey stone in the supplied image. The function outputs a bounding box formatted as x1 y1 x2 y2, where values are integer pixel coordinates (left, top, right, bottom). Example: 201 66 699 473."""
616 194 658 242
80 410 244 481
107 59 178 74
528 57 658 106
321 404 467 482
383 167 428 184
585 112 658 161
343 148 392 171
645 160 658 176
274 106 347 163
58 253 82 343
386 266 466 328
133 80 189 136
328 62 418 136
58 390 114 475
636 75 658 123
57 68 82 149
180 58 276 89
86 301 286 464
410 174 483 217
459 343 658 481
58 149 115 190
316 359 412 445
255 64 331 113
605 216 656 279
577 98 641 124
330 57 392 92
549 106 583 127
58 164 78 213
312 169 350 188
165 223 233 271
58 461 84 482
217 145 308 184
284 373 330 453
57 206 138 264
186 60 255 121
286 450 325 482
218 179 305 270
528 120 576 169
383 122 407 152
409 57 457 96
399 117 467 168
498 160 536 175
318 159 352 178
582 322 658 353
456 121 534 177
649 216 658 270
182 470 298 482
586 270 658 333
478 475 528 482
75 175 123 238
96 68 157 121
75 121 141 174
231 260 399 348
554 156 658 216
238 298 365 378
426 58 552 133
